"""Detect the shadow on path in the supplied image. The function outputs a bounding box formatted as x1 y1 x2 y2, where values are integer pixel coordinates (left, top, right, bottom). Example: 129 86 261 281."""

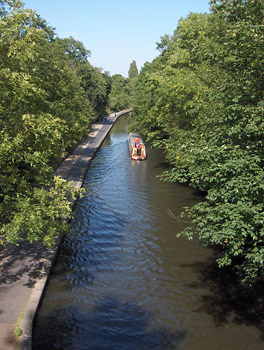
0 241 52 289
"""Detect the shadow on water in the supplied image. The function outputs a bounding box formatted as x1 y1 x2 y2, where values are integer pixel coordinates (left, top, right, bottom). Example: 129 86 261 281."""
33 296 187 350
182 253 264 340
33 114 264 349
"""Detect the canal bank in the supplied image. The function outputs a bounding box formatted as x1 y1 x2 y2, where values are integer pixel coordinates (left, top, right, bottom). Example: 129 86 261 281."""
33 114 264 350
0 110 130 350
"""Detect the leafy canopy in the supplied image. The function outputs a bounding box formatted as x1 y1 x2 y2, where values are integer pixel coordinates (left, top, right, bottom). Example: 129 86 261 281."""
128 60 138 79
0 0 91 246
131 0 264 284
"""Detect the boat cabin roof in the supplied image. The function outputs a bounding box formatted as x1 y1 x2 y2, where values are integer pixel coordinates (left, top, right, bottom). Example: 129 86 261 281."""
129 133 144 145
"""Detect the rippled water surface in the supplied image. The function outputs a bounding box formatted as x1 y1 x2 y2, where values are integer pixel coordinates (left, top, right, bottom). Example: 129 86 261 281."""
33 115 264 350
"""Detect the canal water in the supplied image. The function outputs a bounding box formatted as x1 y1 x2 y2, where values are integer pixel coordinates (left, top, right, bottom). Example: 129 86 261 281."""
33 115 264 349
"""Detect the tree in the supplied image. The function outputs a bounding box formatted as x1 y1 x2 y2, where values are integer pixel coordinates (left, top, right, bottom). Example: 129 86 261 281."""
108 74 130 111
78 63 108 118
0 0 91 246
56 36 91 63
128 60 138 79
56 36 110 119
131 0 264 284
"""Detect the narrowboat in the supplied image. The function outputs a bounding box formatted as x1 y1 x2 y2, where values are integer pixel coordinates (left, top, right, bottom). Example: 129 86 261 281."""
128 133 147 161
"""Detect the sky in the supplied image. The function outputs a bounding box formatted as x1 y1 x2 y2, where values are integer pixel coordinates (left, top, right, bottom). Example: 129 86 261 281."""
22 0 211 77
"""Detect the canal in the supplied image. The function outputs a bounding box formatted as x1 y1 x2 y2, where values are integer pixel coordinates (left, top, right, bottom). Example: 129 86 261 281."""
33 114 264 349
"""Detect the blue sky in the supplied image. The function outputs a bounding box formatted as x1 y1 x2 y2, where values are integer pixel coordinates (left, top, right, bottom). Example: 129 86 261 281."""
22 0 211 77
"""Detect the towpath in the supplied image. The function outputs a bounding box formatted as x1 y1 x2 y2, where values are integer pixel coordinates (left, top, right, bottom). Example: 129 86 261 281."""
0 110 130 350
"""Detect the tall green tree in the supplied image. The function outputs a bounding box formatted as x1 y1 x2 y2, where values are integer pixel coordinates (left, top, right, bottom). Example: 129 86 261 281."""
132 0 264 284
0 0 90 246
128 60 138 79
56 36 109 118
56 36 90 63
78 63 108 118
108 74 130 111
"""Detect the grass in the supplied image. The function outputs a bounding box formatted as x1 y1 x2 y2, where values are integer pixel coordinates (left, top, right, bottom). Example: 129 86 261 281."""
15 312 24 338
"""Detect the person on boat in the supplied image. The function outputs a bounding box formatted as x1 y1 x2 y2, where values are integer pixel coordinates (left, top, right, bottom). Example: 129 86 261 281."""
136 143 141 156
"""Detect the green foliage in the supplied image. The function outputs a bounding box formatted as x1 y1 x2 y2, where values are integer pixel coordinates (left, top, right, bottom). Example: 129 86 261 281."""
56 36 91 63
107 63 140 113
1 177 83 247
0 0 89 246
132 0 264 284
15 310 24 338
56 36 109 118
128 60 138 79
78 62 108 118
108 74 130 111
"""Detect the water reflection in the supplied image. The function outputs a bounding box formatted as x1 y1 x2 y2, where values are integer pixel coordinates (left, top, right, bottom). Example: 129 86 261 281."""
34 295 187 350
33 115 264 350
183 253 264 339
